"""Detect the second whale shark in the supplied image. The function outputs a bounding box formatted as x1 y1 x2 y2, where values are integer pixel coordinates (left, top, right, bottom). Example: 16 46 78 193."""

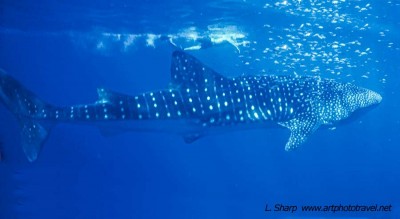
0 51 382 162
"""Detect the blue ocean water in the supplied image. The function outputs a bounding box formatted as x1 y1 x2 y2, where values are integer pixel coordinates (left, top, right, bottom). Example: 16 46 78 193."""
0 0 399 218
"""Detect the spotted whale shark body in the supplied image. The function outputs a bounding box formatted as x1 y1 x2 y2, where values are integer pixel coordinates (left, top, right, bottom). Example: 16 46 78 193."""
0 51 382 162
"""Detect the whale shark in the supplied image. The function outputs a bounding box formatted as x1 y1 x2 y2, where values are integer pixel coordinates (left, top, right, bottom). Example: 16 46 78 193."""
0 51 382 162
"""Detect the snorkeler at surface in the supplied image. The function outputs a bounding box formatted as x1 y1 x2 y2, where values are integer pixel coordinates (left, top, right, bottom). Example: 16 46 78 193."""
159 35 242 52
159 35 213 50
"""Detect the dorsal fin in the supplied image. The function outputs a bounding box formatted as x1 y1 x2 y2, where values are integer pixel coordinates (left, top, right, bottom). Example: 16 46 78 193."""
97 88 111 104
170 50 226 90
96 88 127 104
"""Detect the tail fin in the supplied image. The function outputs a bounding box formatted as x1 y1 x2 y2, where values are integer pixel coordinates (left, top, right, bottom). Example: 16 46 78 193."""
0 70 53 162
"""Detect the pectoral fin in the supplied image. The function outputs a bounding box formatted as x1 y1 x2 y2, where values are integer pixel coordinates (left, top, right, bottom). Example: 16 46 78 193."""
279 116 320 151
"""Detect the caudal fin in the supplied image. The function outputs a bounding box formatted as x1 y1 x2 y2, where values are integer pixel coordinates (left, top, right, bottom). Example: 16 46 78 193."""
0 70 54 162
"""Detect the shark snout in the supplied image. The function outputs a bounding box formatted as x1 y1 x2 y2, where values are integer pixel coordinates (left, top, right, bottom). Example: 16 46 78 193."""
369 90 382 105
354 87 382 109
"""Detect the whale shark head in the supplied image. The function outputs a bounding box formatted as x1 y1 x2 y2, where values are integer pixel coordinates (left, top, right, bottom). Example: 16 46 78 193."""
343 83 382 110
319 80 382 124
